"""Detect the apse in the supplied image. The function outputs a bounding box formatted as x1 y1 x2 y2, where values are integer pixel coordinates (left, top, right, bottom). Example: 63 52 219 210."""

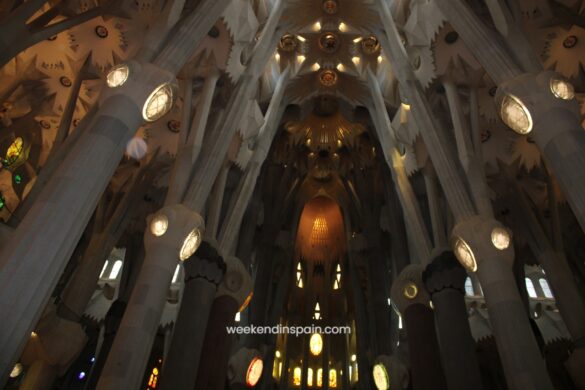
296 196 345 264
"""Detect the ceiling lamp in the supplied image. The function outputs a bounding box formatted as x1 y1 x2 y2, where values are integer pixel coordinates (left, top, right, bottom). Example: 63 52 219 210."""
150 214 169 237
361 35 381 55
491 227 511 250
336 63 345 72
319 69 338 87
279 34 297 52
322 0 338 14
500 94 532 134
313 21 322 32
453 237 478 272
319 32 340 53
143 83 176 122
550 78 575 100
106 64 130 88
310 333 323 356
338 22 348 32
179 228 202 261
246 357 264 387
372 364 390 390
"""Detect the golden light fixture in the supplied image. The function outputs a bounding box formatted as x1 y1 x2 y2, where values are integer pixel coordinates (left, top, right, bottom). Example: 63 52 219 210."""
372 364 389 390
319 69 338 87
361 35 381 55
310 333 323 356
319 32 340 53
143 83 176 122
453 237 478 272
403 282 418 299
322 0 338 14
246 357 264 387
106 64 130 88
500 94 533 134
179 228 202 261
491 227 511 250
150 214 169 237
279 34 298 52
550 78 575 100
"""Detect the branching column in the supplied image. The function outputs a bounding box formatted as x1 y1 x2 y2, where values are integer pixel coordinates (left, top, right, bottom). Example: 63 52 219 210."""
375 2 554 388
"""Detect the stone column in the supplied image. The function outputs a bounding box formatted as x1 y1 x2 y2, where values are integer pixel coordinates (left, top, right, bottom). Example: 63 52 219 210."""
97 204 204 389
183 0 286 213
435 0 585 246
0 62 175 385
374 3 556 389
193 256 252 390
423 251 484 390
158 241 226 390
391 265 448 390
165 68 220 206
218 67 291 253
452 216 553 390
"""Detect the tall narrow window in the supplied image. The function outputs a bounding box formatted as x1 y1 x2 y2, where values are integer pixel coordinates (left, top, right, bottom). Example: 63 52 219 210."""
464 277 474 296
329 369 337 388
307 367 314 386
296 262 303 288
108 260 123 280
333 263 341 290
525 278 537 298
313 302 321 320
172 264 181 283
539 278 554 298
99 261 109 279
317 368 323 387
293 367 302 386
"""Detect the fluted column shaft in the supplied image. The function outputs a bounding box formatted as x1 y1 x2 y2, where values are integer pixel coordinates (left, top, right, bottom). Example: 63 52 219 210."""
367 68 432 262
183 0 286 213
391 265 448 390
219 67 291 252
423 252 484 390
0 93 144 385
159 242 225 390
194 295 239 390
165 69 220 206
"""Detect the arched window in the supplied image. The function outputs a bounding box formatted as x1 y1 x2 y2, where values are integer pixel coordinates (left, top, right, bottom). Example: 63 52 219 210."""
329 369 337 388
317 368 323 387
333 263 341 290
172 264 181 284
296 262 303 288
293 367 302 386
108 260 123 280
525 278 537 298
313 302 321 320
464 277 474 296
539 278 554 298
99 261 109 279
307 367 314 386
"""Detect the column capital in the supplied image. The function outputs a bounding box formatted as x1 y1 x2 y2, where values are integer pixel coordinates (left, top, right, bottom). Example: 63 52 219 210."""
390 264 431 313
216 256 253 309
184 240 226 287
423 251 467 295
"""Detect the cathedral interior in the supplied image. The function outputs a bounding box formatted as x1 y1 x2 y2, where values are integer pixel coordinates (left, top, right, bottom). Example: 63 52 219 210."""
2 0 585 389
